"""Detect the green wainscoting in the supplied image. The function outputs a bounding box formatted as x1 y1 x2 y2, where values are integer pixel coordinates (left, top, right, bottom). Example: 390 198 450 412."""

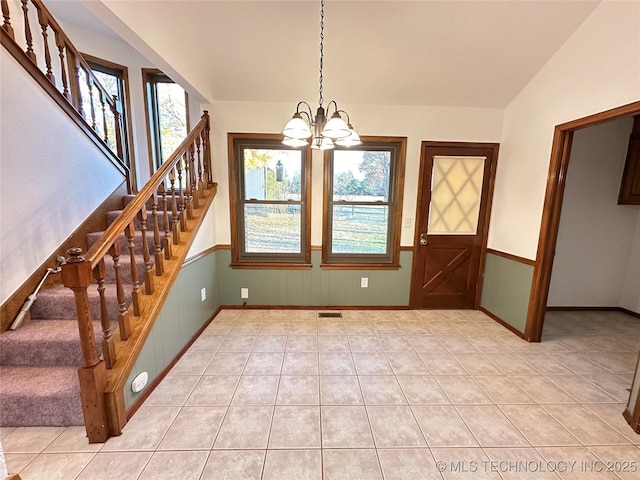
480 252 534 334
215 249 412 307
124 251 220 408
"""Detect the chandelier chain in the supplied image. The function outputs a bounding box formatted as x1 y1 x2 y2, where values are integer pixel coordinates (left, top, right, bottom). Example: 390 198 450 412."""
318 0 325 108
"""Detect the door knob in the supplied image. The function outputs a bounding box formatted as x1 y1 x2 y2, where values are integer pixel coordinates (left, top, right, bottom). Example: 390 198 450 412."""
419 233 428 246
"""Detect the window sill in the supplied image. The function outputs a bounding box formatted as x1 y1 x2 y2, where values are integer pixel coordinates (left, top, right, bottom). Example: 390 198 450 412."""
230 262 313 270
320 263 401 270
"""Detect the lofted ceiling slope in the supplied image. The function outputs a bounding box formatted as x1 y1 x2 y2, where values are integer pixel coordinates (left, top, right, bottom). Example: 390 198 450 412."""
53 0 601 109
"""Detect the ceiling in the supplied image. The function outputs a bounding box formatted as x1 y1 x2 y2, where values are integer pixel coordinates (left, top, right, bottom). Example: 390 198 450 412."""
51 0 601 109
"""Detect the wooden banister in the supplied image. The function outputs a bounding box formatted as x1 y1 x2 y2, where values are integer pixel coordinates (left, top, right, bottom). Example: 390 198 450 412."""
1 0 128 188
60 112 214 442
84 113 210 267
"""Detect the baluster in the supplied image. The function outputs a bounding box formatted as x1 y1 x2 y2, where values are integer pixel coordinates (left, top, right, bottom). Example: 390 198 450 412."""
151 192 164 276
74 66 83 117
93 259 115 369
125 222 141 317
169 168 181 245
159 183 173 260
177 154 187 231
138 208 154 295
54 30 70 100
184 149 194 220
20 0 36 64
108 242 131 340
2 0 15 40
196 134 204 198
189 144 200 210
111 95 125 163
36 6 54 84
203 111 212 186
101 92 109 144
60 248 109 444
87 75 96 129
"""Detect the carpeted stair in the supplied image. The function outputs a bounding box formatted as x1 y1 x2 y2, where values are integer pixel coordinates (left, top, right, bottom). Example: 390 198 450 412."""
0 195 167 427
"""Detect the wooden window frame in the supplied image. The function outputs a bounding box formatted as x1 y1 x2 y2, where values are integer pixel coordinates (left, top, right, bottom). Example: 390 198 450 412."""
322 136 407 269
142 68 190 173
228 133 312 269
83 53 137 190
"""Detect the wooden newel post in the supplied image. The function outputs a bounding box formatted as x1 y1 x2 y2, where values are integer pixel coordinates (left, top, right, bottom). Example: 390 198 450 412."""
61 247 109 443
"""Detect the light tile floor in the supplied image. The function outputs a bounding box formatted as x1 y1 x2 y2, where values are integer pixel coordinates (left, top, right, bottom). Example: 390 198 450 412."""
2 309 639 479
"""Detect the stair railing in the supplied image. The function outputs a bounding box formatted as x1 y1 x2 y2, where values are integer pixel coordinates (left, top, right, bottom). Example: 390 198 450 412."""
60 112 213 443
1 0 129 186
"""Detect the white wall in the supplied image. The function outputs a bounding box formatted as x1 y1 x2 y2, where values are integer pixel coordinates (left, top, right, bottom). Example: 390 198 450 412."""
208 101 504 248
547 118 640 309
490 1 640 260
57 22 154 188
0 51 125 304
53 21 205 190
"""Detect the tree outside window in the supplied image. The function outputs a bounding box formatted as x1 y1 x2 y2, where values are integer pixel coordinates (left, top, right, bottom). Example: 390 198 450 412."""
323 137 406 267
143 70 189 173
228 134 311 267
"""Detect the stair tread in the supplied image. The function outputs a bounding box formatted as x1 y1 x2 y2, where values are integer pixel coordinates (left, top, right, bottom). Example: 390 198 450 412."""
0 319 110 367
0 366 84 426
0 365 79 395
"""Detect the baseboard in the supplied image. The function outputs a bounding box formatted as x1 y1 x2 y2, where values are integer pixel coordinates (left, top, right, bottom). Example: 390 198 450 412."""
220 305 410 311
125 306 223 420
546 306 640 318
479 307 526 340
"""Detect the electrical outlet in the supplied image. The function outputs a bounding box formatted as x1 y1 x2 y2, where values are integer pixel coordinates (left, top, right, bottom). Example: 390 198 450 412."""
201 287 206 302
241 288 249 299
361 277 368 288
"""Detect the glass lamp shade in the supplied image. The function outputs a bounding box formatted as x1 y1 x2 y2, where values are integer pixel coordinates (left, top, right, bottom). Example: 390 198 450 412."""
283 136 309 147
335 125 362 146
311 136 334 150
282 113 312 139
321 112 351 139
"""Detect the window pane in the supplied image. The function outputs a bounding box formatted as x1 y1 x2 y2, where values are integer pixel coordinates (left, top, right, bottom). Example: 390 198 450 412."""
92 70 118 98
428 156 485 235
331 204 388 254
244 149 302 201
156 82 187 162
333 150 391 202
244 204 301 253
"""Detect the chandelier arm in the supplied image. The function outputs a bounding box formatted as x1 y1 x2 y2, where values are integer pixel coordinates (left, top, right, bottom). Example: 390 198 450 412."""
296 101 315 123
336 109 351 124
326 100 339 116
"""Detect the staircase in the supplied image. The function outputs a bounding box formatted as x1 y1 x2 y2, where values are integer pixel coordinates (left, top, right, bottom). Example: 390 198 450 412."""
1 0 218 443
0 195 160 427
0 114 216 443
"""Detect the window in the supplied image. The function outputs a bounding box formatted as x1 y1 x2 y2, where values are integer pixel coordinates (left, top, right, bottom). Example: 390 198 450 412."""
323 136 406 267
228 133 311 267
85 54 136 187
143 69 189 172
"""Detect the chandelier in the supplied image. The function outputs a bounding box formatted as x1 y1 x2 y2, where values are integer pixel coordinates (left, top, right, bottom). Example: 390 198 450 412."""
282 0 361 150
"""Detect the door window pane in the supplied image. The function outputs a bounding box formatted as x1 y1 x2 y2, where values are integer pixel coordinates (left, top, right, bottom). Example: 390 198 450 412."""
428 156 485 235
